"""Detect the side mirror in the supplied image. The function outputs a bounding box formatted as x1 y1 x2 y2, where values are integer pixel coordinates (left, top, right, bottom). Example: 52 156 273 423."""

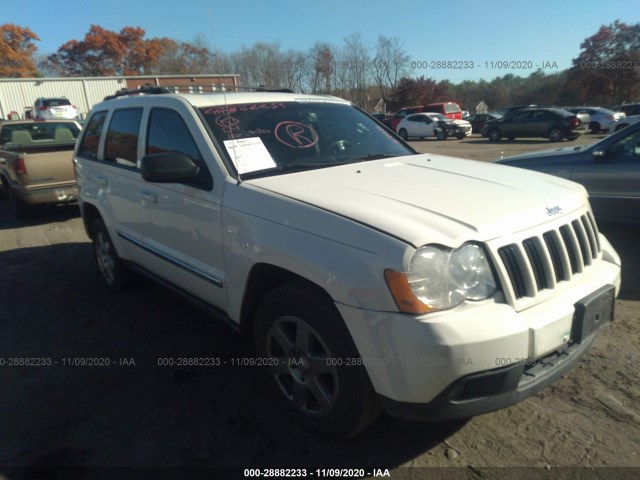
592 146 607 160
140 153 200 183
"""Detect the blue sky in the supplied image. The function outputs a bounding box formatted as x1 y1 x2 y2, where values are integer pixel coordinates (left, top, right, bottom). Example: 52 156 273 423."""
3 0 639 82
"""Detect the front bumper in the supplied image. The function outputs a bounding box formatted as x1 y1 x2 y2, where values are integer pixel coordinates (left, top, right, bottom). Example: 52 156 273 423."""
335 254 620 419
381 318 600 420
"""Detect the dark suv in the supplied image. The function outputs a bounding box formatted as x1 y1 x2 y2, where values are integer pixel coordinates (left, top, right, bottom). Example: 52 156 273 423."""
481 107 587 142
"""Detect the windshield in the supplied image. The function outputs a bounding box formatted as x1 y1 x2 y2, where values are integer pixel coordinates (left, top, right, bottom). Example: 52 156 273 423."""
200 100 414 178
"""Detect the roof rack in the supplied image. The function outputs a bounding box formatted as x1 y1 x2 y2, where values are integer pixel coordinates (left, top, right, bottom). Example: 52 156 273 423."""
103 84 295 101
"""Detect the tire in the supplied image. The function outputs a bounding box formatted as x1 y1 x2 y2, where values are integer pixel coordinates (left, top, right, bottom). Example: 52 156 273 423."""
589 122 601 134
92 218 130 291
398 128 408 140
9 190 31 220
436 129 447 141
548 128 563 142
254 281 382 439
488 128 501 141
456 132 465 140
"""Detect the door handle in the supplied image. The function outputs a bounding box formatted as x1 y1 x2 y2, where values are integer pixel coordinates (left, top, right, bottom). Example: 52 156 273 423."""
94 175 107 186
137 191 157 203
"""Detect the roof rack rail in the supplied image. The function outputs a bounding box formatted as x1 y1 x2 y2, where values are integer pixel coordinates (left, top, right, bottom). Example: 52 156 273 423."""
103 84 296 101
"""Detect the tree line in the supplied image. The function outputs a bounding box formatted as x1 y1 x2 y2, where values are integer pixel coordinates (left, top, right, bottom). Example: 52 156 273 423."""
1 21 638 112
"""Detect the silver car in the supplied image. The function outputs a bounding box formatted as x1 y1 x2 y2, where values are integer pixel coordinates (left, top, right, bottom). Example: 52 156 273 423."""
565 106 626 133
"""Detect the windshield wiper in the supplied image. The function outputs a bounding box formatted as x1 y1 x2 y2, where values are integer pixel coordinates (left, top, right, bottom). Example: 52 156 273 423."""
346 153 402 162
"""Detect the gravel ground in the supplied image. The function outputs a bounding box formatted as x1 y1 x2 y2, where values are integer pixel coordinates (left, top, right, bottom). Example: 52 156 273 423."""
0 134 638 479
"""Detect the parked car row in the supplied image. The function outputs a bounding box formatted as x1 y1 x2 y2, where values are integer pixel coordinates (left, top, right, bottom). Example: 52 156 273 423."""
383 102 633 144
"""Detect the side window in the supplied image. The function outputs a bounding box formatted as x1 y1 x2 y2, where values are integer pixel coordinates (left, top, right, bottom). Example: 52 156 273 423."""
146 108 212 189
609 128 640 160
531 111 553 120
104 108 143 168
78 110 108 159
509 111 531 122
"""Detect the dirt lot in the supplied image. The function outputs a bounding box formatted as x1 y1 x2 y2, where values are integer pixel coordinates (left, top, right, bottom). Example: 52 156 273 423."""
0 135 639 479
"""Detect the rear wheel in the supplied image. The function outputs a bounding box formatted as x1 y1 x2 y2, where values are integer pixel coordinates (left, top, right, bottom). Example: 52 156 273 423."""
398 128 408 140
548 128 563 142
488 128 501 141
92 218 130 291
254 282 382 439
589 122 601 134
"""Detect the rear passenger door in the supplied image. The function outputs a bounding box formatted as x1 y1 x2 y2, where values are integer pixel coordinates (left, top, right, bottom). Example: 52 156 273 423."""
528 110 556 137
132 107 227 310
506 111 532 137
77 108 144 261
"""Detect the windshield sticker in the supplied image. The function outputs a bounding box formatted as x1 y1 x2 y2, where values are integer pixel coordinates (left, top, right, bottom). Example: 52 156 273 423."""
275 121 319 149
223 137 277 174
215 114 241 135
203 103 287 116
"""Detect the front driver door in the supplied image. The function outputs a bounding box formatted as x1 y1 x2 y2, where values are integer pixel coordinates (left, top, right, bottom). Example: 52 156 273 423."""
571 127 640 221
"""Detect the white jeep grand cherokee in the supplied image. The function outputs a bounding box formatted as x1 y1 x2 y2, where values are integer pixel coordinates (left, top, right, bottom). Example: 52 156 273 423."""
74 88 621 438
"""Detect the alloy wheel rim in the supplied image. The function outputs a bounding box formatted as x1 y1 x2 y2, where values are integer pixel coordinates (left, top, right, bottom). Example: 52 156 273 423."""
266 315 339 415
96 232 115 284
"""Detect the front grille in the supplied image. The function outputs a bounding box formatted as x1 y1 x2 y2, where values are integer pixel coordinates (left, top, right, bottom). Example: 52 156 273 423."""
497 212 601 300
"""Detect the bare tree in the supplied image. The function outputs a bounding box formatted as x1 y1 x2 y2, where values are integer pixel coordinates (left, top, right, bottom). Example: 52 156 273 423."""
371 35 410 106
341 33 371 108
307 42 335 93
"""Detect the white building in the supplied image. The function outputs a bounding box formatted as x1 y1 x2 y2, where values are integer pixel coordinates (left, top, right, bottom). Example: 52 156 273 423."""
0 74 240 120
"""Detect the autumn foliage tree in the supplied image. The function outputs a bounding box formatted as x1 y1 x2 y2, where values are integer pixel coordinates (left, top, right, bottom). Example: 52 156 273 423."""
0 24 40 77
48 25 166 76
387 76 454 111
564 20 640 105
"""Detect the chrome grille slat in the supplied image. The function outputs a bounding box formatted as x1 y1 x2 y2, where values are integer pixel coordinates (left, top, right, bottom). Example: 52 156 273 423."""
497 214 602 301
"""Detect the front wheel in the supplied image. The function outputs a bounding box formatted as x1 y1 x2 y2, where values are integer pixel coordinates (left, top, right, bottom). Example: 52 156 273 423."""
436 129 447 140
254 282 382 439
548 128 563 142
456 131 465 140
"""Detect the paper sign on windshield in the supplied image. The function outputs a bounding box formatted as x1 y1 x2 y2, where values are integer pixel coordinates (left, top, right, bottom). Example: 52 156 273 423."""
223 137 277 174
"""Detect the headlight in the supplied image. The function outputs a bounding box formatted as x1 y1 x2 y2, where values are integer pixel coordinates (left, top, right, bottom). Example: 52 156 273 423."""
385 243 497 314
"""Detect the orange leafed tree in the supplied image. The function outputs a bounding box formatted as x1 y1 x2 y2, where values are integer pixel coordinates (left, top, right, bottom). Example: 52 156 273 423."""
0 24 40 77
48 25 166 76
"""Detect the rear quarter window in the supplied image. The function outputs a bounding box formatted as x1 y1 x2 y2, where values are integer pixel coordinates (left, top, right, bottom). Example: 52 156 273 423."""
104 108 143 168
79 111 108 159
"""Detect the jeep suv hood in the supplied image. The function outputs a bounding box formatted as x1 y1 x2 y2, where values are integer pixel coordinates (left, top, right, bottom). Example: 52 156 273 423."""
248 154 588 247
